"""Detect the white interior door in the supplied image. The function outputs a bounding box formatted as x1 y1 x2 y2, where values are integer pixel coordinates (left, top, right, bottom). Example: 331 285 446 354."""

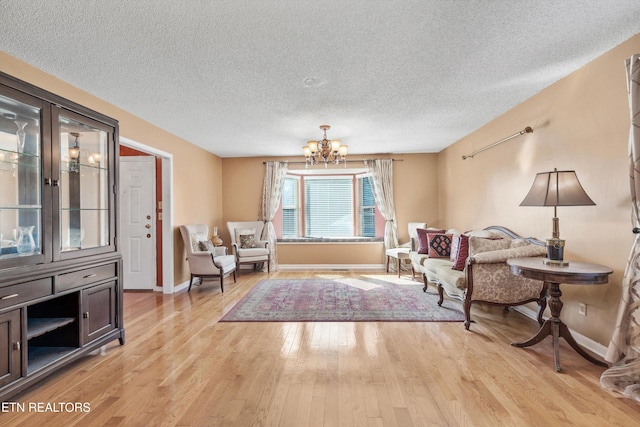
120 156 156 290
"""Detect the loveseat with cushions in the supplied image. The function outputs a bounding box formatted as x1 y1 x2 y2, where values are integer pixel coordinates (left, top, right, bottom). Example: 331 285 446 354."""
411 225 548 330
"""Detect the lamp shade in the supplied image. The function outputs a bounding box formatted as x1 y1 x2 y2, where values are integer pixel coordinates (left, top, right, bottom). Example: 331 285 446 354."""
520 169 595 207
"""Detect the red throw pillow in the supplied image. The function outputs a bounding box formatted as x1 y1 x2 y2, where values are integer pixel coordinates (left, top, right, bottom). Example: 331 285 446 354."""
416 228 445 254
451 234 470 270
426 233 453 258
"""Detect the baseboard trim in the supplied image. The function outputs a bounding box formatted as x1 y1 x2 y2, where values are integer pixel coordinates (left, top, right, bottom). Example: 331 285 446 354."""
512 306 607 358
278 264 385 271
173 280 190 293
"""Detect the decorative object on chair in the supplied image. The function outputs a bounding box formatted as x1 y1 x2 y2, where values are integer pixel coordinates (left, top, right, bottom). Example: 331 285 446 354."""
520 168 595 266
462 126 532 160
303 124 348 168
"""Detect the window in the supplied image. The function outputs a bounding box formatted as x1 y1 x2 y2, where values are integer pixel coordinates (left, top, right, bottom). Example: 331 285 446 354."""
358 176 376 237
281 176 299 237
305 176 354 237
278 171 379 239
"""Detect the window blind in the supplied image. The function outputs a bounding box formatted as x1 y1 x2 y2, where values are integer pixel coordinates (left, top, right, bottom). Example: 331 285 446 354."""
358 176 376 237
281 177 299 237
304 176 354 237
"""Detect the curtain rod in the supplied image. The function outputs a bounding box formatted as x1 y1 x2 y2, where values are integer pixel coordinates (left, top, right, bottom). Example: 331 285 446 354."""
462 126 533 160
263 158 403 165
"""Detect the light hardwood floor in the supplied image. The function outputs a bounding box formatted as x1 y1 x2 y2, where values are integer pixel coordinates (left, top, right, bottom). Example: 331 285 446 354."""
3 270 639 426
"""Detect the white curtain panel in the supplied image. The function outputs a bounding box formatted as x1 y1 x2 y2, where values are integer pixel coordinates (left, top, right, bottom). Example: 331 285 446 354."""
601 54 640 402
364 159 399 258
260 161 288 272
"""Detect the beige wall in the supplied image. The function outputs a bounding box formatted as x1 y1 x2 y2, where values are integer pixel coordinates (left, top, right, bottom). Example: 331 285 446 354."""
221 153 439 265
0 53 223 285
4 31 638 347
438 33 640 346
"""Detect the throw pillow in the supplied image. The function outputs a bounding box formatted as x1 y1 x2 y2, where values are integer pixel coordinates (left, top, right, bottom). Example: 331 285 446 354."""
416 228 445 254
239 233 256 249
451 234 470 271
510 239 531 248
426 233 453 258
468 236 511 256
235 228 256 247
191 232 208 252
199 239 215 253
450 234 460 261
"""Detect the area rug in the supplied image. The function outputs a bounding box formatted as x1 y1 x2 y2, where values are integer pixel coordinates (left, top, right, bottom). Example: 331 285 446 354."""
219 274 464 322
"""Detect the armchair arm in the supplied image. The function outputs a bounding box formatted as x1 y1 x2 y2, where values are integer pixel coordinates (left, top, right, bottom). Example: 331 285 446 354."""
470 244 546 264
212 246 228 256
231 241 268 252
187 251 219 273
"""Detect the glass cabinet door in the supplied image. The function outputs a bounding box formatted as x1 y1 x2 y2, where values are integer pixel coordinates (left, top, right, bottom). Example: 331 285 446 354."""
56 111 113 259
0 91 45 266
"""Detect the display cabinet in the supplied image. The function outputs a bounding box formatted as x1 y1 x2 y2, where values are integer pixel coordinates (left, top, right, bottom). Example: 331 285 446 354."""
0 71 124 401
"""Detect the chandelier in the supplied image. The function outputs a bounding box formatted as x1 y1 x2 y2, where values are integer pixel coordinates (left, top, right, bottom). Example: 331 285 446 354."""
303 125 348 168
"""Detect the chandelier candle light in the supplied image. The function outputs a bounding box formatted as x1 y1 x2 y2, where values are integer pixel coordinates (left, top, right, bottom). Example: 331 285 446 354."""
303 125 348 168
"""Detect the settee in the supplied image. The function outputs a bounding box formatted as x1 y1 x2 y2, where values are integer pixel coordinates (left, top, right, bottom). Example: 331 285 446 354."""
410 226 548 330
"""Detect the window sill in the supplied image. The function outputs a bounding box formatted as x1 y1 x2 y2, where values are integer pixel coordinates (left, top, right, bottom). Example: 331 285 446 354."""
277 237 383 243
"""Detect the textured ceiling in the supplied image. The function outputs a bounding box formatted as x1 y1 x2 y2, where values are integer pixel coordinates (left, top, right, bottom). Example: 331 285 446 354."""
2 1 639 158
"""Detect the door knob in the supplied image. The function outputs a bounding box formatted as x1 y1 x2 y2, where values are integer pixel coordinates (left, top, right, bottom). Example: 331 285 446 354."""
145 224 151 229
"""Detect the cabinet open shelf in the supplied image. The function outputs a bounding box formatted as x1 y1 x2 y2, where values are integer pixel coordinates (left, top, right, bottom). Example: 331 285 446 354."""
27 317 76 339
27 347 76 374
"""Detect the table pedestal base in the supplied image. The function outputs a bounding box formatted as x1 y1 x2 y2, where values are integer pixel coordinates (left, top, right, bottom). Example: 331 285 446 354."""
511 281 608 372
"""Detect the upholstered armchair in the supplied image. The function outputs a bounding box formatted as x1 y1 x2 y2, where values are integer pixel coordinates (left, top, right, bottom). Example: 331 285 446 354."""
227 221 270 276
179 224 236 292
385 222 427 278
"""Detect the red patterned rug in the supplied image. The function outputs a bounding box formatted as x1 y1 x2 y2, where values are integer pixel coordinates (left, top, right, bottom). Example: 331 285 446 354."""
219 274 464 322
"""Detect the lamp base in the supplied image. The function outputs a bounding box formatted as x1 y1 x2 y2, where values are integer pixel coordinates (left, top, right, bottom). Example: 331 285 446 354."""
545 238 568 267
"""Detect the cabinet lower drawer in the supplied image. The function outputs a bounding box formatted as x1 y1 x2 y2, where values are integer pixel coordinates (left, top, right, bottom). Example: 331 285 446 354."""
0 278 52 310
56 263 117 293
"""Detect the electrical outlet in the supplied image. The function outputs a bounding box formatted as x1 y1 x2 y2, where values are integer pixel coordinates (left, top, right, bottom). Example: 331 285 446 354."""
578 303 587 316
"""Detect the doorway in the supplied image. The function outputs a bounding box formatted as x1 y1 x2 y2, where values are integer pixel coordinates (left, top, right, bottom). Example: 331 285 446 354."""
120 156 156 290
119 137 175 293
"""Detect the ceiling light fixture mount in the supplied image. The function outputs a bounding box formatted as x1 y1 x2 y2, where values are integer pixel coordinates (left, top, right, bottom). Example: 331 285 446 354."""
303 125 348 168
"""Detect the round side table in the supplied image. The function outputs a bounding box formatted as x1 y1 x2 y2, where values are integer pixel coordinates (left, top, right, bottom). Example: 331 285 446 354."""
507 257 613 372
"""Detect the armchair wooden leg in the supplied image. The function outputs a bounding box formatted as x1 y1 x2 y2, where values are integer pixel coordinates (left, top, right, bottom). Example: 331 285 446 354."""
220 274 224 293
422 273 429 292
233 269 236 283
463 298 472 330
188 274 196 292
437 284 444 306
